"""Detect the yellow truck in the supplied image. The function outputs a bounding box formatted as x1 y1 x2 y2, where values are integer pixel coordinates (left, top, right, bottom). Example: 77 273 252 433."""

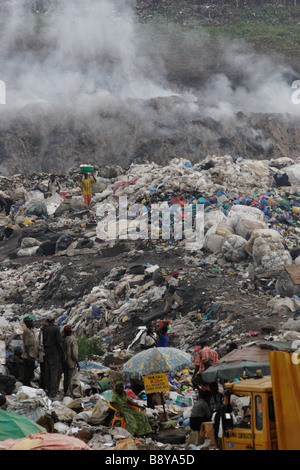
221 350 300 450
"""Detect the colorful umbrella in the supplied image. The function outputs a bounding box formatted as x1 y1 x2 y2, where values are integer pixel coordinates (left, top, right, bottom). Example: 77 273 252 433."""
122 347 192 379
0 410 46 441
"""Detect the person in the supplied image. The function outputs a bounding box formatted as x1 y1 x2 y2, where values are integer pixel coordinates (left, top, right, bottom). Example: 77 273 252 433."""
140 321 157 350
188 389 212 446
192 357 214 392
0 364 16 396
81 172 96 209
6 346 24 382
22 316 38 387
193 341 218 380
209 381 224 449
109 381 153 438
140 321 158 409
163 270 183 314
0 196 13 216
226 342 238 354
42 315 65 398
0 392 8 409
157 324 169 348
36 324 46 390
62 325 80 397
47 175 61 195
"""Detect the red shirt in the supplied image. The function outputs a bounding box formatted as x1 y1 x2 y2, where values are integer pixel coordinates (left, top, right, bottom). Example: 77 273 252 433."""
194 346 218 373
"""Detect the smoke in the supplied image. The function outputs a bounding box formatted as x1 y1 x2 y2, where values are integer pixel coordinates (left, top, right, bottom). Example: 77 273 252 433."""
0 0 174 112
0 0 298 174
0 0 298 119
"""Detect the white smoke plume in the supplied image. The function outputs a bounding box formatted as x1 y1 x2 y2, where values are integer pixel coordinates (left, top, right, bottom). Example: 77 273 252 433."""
0 0 298 119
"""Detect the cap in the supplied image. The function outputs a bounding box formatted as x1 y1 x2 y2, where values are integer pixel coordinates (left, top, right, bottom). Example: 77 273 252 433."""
172 270 179 276
64 325 72 332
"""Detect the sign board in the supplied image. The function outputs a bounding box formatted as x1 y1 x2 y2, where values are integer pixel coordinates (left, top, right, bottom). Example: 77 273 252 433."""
144 373 170 394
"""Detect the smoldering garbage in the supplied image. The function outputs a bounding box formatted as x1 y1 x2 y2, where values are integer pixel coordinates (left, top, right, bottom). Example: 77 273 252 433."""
1 155 300 449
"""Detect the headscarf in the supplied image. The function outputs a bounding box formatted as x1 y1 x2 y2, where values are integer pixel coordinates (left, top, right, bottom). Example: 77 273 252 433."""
114 380 124 390
23 316 33 323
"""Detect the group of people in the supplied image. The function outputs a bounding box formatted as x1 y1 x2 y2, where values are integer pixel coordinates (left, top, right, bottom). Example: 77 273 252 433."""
0 315 80 402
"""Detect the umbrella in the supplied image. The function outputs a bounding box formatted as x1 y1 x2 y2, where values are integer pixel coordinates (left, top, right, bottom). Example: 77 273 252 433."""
122 347 192 421
0 410 46 441
201 341 294 382
122 347 192 379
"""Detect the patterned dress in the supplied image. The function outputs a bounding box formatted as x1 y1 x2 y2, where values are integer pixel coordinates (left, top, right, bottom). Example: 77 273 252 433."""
110 390 152 437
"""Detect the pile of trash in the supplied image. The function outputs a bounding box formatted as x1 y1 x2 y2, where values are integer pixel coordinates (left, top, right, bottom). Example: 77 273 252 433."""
1 154 300 448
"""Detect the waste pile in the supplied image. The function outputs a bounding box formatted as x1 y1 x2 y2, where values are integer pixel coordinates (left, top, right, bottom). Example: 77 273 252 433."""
1 154 300 449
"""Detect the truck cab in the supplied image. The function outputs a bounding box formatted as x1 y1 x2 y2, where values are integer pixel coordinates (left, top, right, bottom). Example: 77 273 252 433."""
222 376 278 450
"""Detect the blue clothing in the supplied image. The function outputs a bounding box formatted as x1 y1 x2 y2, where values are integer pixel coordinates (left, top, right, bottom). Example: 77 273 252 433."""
157 334 168 347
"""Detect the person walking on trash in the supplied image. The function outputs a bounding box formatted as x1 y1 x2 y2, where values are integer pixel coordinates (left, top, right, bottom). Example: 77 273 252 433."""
81 172 96 209
163 269 183 314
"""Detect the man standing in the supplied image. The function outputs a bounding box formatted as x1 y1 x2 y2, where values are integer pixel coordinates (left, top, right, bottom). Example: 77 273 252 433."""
22 316 38 387
140 321 158 409
81 172 96 209
42 315 65 398
62 326 80 397
140 321 158 350
192 341 218 385
163 270 183 314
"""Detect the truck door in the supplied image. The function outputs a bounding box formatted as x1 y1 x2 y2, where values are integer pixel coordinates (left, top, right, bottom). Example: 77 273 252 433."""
223 394 255 450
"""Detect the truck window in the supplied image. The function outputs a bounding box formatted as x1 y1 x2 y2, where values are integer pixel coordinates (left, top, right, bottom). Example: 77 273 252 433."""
255 395 263 430
231 395 251 429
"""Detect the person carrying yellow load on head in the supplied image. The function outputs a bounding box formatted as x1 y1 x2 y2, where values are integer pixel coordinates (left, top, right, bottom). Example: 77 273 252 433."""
81 172 96 209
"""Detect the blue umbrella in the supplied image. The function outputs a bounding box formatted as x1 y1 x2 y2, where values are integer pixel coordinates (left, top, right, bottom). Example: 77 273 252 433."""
122 347 192 379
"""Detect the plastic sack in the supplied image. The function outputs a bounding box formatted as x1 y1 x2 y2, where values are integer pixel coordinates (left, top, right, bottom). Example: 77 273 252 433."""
17 246 39 257
204 210 228 231
244 229 282 256
221 234 247 262
275 270 300 298
25 201 48 218
252 235 292 271
90 398 110 425
234 218 267 240
204 223 234 253
282 163 300 186
20 237 41 249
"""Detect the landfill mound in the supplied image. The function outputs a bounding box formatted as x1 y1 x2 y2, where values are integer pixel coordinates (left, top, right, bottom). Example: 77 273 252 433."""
0 108 299 175
0 156 300 449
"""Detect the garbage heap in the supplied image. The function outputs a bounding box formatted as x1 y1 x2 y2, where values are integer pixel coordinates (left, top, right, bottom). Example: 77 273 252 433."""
1 155 300 449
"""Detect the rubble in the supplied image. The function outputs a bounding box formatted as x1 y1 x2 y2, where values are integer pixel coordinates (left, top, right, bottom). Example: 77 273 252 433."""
1 154 300 449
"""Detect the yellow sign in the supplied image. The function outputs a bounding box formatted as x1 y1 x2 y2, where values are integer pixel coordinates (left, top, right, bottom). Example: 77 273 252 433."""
144 373 170 394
